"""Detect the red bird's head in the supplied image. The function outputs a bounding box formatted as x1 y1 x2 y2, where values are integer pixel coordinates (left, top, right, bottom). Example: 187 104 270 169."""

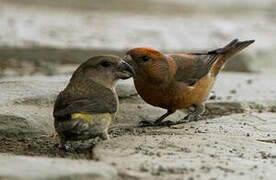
124 47 174 84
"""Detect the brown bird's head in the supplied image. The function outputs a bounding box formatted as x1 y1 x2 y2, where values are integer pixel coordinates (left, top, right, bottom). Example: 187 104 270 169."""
124 47 173 84
71 55 135 88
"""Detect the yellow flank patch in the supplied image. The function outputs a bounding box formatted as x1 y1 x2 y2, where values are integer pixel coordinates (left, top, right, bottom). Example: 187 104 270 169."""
71 113 93 121
71 113 113 125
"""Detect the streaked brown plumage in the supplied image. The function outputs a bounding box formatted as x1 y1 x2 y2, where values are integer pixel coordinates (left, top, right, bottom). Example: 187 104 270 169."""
53 55 134 149
124 39 254 126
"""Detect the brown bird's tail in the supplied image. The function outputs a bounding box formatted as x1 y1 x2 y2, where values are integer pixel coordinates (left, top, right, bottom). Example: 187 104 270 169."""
210 39 255 76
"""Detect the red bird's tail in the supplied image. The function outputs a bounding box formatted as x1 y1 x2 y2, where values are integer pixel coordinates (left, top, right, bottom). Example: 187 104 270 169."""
210 39 255 76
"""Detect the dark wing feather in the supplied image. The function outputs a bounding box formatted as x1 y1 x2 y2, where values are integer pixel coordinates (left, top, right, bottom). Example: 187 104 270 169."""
54 96 116 117
53 80 117 120
169 53 219 86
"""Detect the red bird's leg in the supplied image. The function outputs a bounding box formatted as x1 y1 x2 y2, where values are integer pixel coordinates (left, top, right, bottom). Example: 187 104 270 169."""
154 110 176 124
139 110 175 127
160 104 205 126
157 104 205 126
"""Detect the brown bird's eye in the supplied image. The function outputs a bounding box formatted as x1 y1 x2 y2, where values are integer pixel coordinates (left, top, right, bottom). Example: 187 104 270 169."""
100 61 111 68
141 56 150 62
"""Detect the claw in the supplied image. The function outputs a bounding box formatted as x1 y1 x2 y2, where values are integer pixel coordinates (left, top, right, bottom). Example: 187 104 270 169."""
139 120 177 127
100 131 110 140
62 145 71 151
57 144 71 151
158 120 176 126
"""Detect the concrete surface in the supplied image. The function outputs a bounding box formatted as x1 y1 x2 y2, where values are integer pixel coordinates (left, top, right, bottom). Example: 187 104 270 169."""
0 154 117 180
95 113 276 180
0 72 275 179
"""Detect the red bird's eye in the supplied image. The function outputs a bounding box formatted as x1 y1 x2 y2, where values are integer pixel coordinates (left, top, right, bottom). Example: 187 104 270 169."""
141 56 150 62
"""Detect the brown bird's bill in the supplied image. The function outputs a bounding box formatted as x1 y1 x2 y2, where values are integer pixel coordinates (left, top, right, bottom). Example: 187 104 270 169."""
123 55 134 67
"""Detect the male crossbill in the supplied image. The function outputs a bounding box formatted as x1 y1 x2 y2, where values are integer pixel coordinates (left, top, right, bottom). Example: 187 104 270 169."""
53 55 134 149
124 39 254 126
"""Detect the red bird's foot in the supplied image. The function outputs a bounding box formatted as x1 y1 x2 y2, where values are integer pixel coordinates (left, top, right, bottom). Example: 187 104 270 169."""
157 115 205 126
158 120 177 126
157 119 190 126
139 120 176 127
139 120 155 127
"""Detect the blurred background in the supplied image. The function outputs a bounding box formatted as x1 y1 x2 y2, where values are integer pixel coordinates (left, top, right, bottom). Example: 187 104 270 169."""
0 0 276 77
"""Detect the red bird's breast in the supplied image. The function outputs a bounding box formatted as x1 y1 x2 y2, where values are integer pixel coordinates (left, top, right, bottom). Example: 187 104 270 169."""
134 73 216 111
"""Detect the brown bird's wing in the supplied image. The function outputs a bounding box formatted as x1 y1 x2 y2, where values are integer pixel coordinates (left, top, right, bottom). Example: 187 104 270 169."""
54 95 116 117
53 80 117 120
169 53 219 86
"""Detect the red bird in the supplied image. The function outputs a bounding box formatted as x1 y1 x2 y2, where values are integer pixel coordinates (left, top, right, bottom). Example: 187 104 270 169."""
124 39 254 126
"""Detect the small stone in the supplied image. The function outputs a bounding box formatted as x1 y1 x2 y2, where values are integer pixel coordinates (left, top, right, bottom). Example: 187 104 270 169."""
140 164 149 172
158 165 167 172
230 89 237 94
226 96 232 100
180 147 191 153
247 79 253 84
209 92 216 100
157 152 161 157
239 153 244 158
209 178 217 180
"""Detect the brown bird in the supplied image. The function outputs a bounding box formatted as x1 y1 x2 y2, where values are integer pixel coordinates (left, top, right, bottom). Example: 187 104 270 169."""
53 55 134 149
124 39 254 126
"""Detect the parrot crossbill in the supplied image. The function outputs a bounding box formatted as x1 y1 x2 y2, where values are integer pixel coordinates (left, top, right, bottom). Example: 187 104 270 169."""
53 55 134 149
124 39 254 126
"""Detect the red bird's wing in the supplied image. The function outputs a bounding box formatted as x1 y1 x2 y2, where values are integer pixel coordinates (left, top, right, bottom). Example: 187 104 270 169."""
169 53 219 86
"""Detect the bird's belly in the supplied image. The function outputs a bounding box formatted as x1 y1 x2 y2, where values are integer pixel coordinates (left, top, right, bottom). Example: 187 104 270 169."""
135 74 215 110
173 74 216 109
55 113 113 141
134 82 172 109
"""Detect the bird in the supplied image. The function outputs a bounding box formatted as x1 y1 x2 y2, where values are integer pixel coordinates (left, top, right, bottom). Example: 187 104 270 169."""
123 39 254 127
53 55 134 149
